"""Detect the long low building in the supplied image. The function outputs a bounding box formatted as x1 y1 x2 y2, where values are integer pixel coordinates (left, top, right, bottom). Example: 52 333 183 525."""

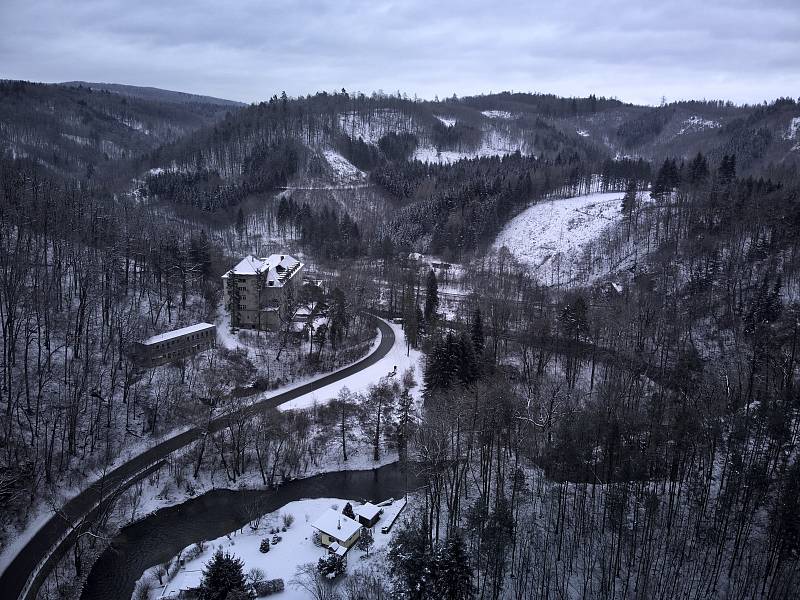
130 322 216 368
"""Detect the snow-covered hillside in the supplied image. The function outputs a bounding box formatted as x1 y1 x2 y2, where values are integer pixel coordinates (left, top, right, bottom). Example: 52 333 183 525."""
338 110 418 144
678 115 721 135
323 149 365 185
482 110 514 119
493 192 628 285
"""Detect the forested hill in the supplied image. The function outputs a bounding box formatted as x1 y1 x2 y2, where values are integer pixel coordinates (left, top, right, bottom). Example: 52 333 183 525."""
460 92 800 171
139 91 800 190
0 80 240 180
61 81 246 107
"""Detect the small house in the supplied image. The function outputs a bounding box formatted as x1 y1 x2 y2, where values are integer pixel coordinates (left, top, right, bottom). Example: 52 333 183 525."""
354 502 383 528
311 508 362 549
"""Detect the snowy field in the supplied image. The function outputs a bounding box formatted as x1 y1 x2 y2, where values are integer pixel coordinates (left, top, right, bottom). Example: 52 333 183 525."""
493 192 627 285
145 497 408 599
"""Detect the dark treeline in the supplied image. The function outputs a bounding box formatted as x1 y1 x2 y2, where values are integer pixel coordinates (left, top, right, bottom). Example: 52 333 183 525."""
457 91 625 117
276 195 362 259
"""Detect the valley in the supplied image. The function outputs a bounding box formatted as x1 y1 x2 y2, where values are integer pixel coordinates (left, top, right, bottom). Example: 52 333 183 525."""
1 80 799 600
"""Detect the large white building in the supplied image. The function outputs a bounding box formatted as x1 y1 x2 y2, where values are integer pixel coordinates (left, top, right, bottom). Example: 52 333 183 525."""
221 253 304 330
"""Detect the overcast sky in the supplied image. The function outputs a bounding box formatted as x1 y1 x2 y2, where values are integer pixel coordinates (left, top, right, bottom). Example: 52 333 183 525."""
1 0 798 106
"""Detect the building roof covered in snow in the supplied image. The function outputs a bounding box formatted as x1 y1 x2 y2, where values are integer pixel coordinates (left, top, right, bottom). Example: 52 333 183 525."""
328 542 348 557
222 253 303 287
311 508 361 541
354 502 382 521
141 323 215 346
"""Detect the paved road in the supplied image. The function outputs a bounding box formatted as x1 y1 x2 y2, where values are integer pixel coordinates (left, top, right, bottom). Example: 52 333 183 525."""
1 317 394 600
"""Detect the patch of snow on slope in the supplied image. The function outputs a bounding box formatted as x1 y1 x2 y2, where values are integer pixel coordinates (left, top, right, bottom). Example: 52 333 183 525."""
678 115 720 135
413 129 526 164
493 192 626 285
785 116 800 140
338 110 414 144
435 116 457 127
482 110 514 119
61 133 91 145
323 149 365 184
576 129 590 137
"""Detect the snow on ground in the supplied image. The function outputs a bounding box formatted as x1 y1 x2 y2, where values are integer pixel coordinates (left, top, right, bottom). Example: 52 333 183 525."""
481 110 514 119
412 130 526 164
434 116 457 127
61 133 91 145
785 117 800 147
146 496 410 600
338 110 414 145
280 321 423 410
576 129 590 137
493 192 627 285
678 115 720 135
322 149 366 185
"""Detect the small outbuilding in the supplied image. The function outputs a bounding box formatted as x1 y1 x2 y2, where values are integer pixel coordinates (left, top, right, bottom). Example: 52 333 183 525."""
311 508 362 549
354 502 383 528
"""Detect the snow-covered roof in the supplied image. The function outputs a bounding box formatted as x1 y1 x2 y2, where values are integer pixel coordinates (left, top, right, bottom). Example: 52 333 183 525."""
354 502 382 521
328 542 348 557
142 323 215 346
312 509 361 541
223 253 303 288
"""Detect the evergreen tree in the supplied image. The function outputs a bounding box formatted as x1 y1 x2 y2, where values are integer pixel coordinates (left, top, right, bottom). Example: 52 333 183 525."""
622 179 637 216
198 549 248 600
357 526 374 555
436 533 474 600
424 269 439 323
235 207 246 239
470 307 485 356
317 553 346 579
688 152 709 186
343 502 356 520
622 179 638 239
719 153 737 183
456 332 477 387
424 333 460 395
329 287 348 350
388 519 437 600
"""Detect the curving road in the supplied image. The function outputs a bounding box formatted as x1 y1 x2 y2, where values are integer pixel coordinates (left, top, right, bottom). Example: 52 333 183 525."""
1 316 394 600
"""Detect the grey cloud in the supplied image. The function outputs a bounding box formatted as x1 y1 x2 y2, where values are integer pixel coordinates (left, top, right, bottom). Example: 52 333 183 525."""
1 0 798 105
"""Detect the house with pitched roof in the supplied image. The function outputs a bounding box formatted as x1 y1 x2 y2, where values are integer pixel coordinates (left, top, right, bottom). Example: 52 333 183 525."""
311 508 362 550
221 253 304 330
